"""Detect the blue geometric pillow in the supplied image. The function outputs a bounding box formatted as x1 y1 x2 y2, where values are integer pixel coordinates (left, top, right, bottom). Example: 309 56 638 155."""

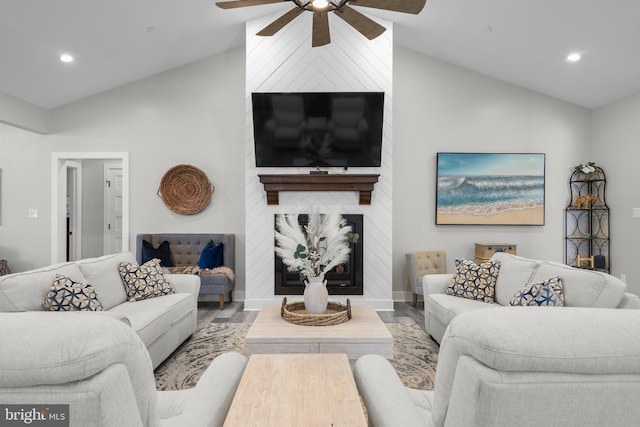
510 276 565 306
43 274 104 311
445 258 500 303
198 241 224 269
118 258 175 302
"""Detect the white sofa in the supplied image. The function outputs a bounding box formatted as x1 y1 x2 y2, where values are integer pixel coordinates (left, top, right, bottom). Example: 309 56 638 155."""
424 252 640 343
355 307 640 427
0 252 199 368
0 312 247 427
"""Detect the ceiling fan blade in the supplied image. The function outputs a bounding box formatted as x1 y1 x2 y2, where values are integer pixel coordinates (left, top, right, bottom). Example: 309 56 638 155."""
347 0 426 14
257 7 305 36
312 11 331 47
216 0 286 9
334 5 385 40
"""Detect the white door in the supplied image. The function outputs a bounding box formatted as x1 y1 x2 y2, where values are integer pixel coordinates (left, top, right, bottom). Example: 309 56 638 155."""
104 165 123 254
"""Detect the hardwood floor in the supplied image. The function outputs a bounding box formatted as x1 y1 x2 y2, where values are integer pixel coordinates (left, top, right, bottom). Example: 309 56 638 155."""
197 300 427 332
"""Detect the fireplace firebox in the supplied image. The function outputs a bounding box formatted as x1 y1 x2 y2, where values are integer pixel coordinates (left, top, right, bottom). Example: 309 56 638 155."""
274 214 363 295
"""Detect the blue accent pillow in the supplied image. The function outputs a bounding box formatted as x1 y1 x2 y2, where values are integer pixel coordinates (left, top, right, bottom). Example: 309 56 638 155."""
510 277 565 306
445 258 500 303
198 241 224 269
142 240 174 267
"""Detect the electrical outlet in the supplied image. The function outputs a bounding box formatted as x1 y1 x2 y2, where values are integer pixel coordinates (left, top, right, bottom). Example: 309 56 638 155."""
621 274 626 283
28 208 38 218
633 208 640 218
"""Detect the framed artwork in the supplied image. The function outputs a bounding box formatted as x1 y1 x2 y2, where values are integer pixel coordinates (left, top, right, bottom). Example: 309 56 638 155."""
436 153 545 225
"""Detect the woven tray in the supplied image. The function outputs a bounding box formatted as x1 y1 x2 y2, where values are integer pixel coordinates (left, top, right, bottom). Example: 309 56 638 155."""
157 164 213 215
280 297 351 326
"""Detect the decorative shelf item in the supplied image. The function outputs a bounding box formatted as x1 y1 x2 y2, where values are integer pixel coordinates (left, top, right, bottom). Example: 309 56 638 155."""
565 164 609 272
258 174 379 205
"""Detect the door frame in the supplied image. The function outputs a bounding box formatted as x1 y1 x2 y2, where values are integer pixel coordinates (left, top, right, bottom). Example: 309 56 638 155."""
65 160 83 261
51 152 130 264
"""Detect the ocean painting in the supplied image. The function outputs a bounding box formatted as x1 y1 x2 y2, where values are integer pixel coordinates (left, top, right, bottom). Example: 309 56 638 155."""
436 153 545 225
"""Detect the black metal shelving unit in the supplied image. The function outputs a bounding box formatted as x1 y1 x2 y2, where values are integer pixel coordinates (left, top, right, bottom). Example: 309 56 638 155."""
565 166 609 272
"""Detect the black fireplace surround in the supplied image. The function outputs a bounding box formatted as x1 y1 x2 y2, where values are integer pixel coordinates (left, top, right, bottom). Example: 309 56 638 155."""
274 214 363 295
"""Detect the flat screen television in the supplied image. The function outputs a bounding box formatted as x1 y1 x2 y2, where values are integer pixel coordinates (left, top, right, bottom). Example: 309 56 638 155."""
251 92 384 167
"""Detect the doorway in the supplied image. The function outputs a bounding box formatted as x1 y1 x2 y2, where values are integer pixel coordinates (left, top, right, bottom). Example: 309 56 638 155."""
51 153 129 264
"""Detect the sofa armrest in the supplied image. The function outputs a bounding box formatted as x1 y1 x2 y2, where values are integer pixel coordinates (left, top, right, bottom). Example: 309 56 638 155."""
423 273 453 296
158 352 247 427
618 292 640 309
354 354 428 427
166 274 200 295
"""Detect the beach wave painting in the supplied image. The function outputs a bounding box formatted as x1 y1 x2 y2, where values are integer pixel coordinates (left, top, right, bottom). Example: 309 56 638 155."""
436 153 545 225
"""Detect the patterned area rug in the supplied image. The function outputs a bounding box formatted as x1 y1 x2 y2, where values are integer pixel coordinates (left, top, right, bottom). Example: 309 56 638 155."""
155 320 439 391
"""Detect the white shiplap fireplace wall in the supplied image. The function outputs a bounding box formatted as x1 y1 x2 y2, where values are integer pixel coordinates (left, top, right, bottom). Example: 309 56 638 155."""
244 12 393 310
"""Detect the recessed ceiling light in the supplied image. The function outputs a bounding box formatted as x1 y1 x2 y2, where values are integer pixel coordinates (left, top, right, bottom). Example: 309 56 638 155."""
566 53 581 62
59 54 74 63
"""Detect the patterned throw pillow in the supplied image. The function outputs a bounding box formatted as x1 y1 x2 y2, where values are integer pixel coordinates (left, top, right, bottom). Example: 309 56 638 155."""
43 274 104 311
510 277 565 307
119 258 175 302
445 258 500 303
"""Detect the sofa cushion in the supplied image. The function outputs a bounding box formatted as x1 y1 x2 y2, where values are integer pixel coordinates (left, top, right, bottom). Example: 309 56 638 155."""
0 263 86 312
509 277 565 307
142 240 175 267
77 252 136 310
445 259 499 303
43 274 104 311
110 293 194 347
531 262 625 308
119 259 175 302
491 252 540 306
427 294 495 326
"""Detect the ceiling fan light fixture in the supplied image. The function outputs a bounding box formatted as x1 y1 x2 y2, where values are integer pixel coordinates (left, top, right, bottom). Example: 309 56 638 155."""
312 0 330 9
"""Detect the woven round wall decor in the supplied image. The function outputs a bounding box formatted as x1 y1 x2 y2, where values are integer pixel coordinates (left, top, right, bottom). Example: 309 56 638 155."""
157 164 213 215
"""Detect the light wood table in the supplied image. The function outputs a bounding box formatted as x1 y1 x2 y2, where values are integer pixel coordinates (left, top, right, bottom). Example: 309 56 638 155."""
245 304 393 359
223 353 367 427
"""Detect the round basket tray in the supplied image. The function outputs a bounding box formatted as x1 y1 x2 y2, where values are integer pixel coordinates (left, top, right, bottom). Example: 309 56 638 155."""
280 297 351 326
157 164 213 215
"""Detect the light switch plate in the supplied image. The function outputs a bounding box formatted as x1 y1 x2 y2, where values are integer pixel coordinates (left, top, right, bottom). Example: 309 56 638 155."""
28 208 38 218
633 208 640 219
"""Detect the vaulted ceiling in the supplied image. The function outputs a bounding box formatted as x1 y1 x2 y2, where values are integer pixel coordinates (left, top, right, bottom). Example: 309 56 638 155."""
1 0 638 109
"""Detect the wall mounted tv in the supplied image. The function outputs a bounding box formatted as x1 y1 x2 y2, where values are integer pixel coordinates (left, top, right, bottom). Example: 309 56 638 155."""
251 92 384 168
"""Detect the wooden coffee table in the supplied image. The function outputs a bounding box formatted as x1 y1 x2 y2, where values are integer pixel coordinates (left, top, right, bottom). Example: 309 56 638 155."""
223 353 366 427
244 304 393 359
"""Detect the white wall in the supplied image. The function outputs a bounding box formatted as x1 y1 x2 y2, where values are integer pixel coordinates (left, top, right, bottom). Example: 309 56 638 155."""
592 92 640 296
3 44 631 301
392 48 592 299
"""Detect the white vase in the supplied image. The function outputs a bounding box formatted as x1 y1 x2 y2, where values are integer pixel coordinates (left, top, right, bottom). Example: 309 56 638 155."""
304 276 328 314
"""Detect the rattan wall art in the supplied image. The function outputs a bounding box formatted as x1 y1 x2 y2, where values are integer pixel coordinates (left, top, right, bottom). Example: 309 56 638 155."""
157 164 213 215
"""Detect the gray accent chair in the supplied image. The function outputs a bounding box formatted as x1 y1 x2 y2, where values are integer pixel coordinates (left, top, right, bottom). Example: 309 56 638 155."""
355 307 640 427
136 233 235 309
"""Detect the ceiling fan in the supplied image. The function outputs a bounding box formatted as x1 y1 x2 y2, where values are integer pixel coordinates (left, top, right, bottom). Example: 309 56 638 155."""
216 0 426 47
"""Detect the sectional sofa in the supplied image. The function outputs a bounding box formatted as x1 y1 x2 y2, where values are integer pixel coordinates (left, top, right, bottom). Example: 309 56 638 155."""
0 251 199 368
424 252 640 343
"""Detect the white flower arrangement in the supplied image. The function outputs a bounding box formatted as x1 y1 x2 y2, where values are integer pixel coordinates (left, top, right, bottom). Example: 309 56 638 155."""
274 213 357 281
575 161 597 174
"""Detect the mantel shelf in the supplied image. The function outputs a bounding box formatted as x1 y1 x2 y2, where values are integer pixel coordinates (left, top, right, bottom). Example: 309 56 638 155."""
258 174 380 205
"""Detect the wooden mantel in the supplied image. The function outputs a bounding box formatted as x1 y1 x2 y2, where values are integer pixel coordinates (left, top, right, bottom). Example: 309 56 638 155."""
258 174 380 205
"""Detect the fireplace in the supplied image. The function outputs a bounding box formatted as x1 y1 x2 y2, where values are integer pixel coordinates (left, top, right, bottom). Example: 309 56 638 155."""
274 214 363 295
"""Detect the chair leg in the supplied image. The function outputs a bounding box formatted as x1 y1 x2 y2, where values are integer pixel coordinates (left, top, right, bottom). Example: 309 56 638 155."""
228 291 233 303
219 294 225 310
412 293 418 307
